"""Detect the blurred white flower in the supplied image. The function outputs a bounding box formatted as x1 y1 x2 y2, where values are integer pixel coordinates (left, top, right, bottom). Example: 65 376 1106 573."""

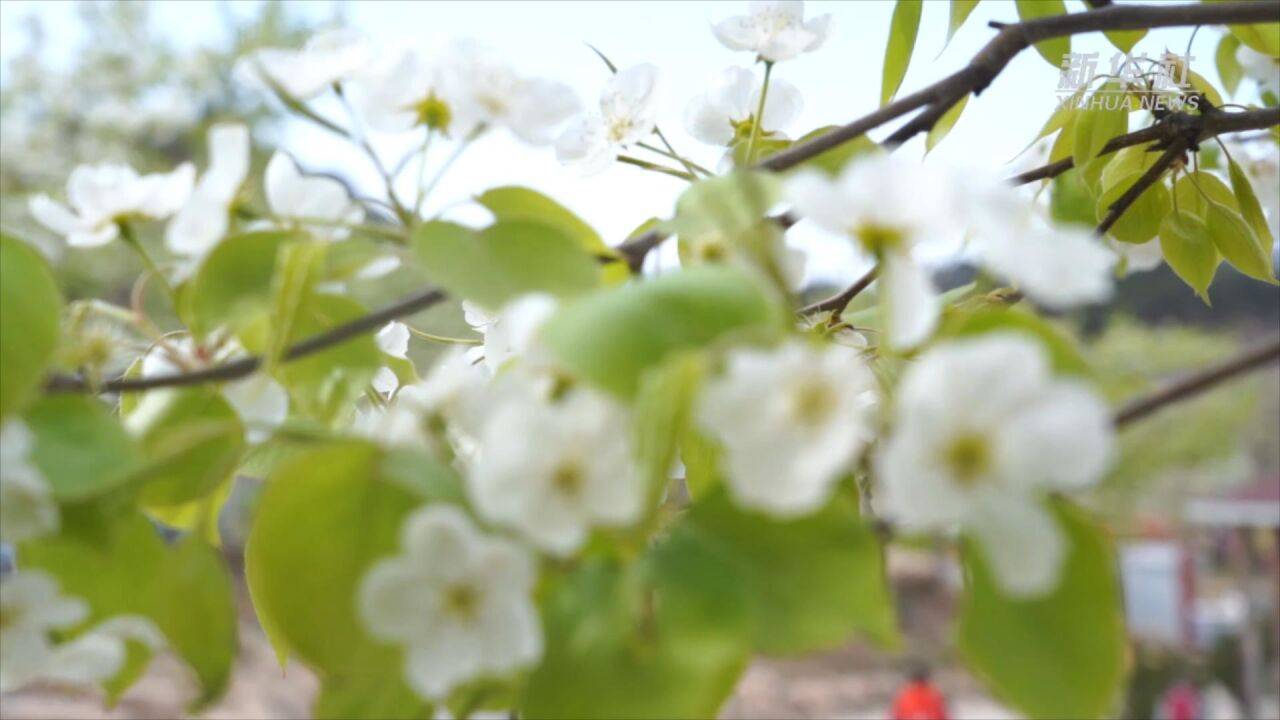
556 63 660 174
1108 238 1165 274
1236 44 1280 99
684 66 802 147
235 28 372 100
469 386 643 555
264 152 364 238
358 505 541 700
398 348 487 424
786 155 953 349
29 162 194 247
712 1 832 63
877 333 1114 597
464 294 558 374
698 340 876 517
1 571 164 693
166 123 251 265
350 403 429 449
444 40 580 145
0 421 59 544
377 322 411 359
350 47 455 134
140 335 288 443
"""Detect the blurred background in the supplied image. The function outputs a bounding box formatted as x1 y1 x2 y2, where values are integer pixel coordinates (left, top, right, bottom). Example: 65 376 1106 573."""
0 1 1277 718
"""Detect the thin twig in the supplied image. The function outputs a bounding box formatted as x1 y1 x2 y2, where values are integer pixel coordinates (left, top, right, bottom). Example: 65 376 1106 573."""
45 288 448 393
1114 333 1280 426
1095 138 1188 236
798 267 880 318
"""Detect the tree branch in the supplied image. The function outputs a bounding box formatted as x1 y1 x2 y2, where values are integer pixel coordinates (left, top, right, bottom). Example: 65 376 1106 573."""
1114 332 1280 427
798 267 879 318
45 288 448 393
616 2 1279 268
1096 137 1189 236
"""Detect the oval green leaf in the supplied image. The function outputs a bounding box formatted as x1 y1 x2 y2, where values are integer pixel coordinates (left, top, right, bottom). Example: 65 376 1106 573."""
0 234 62 419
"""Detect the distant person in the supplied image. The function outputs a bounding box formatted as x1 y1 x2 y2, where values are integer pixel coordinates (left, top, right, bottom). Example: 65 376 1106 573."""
1160 676 1201 720
891 663 948 720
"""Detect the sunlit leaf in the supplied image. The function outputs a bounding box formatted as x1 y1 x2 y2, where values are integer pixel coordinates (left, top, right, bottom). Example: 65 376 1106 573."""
926 93 970 152
1015 0 1070 68
1159 210 1221 302
881 0 923 106
0 234 62 419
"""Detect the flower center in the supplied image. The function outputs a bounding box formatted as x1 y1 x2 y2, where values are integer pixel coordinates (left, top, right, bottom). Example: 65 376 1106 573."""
943 433 992 487
730 116 759 144
441 583 479 621
412 94 452 132
853 223 905 255
606 116 636 144
697 237 728 262
552 460 585 497
790 378 835 427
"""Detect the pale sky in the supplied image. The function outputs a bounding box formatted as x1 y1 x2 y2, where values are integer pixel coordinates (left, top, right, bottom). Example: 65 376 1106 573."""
0 0 1248 284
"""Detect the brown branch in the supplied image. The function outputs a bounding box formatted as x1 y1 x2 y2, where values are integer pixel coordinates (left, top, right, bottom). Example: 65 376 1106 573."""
798 267 879 318
616 1 1279 268
1096 138 1188 236
1114 333 1280 427
45 288 448 393
1011 106 1280 185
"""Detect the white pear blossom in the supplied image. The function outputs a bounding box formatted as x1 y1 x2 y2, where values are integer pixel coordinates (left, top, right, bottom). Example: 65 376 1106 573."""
786 155 953 349
698 340 876 517
469 385 644 555
372 321 412 395
877 333 1114 597
713 1 832 63
235 28 372 100
463 294 558 374
29 162 194 247
1109 238 1165 274
445 40 580 145
685 66 803 147
398 348 487 424
140 335 288 443
556 63 660 175
1236 44 1280 99
0 421 59 543
358 505 542 700
165 123 251 265
350 47 455 134
1 571 164 692
350 403 429 449
264 152 364 238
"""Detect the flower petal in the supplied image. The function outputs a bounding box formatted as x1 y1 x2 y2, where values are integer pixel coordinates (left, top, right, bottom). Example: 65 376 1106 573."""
684 94 734 146
784 170 860 235
757 77 803 132
881 251 939 350
966 494 1066 598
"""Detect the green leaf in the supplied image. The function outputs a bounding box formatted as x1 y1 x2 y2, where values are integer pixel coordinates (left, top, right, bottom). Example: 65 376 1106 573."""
947 0 980 43
274 294 382 422
683 492 897 654
1104 28 1146 54
1187 70 1225 109
926 93 970 152
476 186 627 285
959 500 1126 720
1173 170 1238 216
0 234 62 419
881 0 923 106
1072 83 1128 187
314 675 431 720
524 536 753 719
1205 200 1277 283
188 230 298 337
126 387 244 508
1095 171 1172 244
246 442 460 676
21 514 238 708
1159 210 1221 302
414 220 600 310
790 126 880 177
1227 156 1277 259
1216 33 1244 96
1050 169 1096 228
633 353 705 510
1224 14 1280 57
1015 0 1070 67
267 238 327 367
24 395 138 501
542 267 780 399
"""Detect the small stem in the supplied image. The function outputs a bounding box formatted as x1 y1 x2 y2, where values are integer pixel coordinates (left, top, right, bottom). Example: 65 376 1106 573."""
420 130 481 217
638 140 713 177
406 326 482 346
117 221 177 311
616 155 697 181
746 61 774 164
652 128 711 177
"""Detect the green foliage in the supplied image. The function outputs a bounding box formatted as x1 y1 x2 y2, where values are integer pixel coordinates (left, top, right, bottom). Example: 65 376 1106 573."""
947 0 981 44
524 535 752 719
632 352 705 510
940 305 1092 376
959 500 1127 720
542 266 781 399
24 395 138 501
247 442 459 715
126 387 244 508
1072 84 1128 185
21 514 238 709
273 294 382 422
413 220 601 310
1226 157 1278 278
267 238 328 367
1050 169 1096 228
1015 0 1070 67
1205 199 1276 284
680 491 897 654
1095 168 1171 244
789 126 879 177
926 94 969 152
0 234 63 419
188 230 299 336
1159 211 1221 302
881 0 923 106
1105 27 1147 54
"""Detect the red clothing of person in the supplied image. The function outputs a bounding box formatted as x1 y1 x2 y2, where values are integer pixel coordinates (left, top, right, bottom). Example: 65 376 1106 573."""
1161 683 1200 720
891 681 949 720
